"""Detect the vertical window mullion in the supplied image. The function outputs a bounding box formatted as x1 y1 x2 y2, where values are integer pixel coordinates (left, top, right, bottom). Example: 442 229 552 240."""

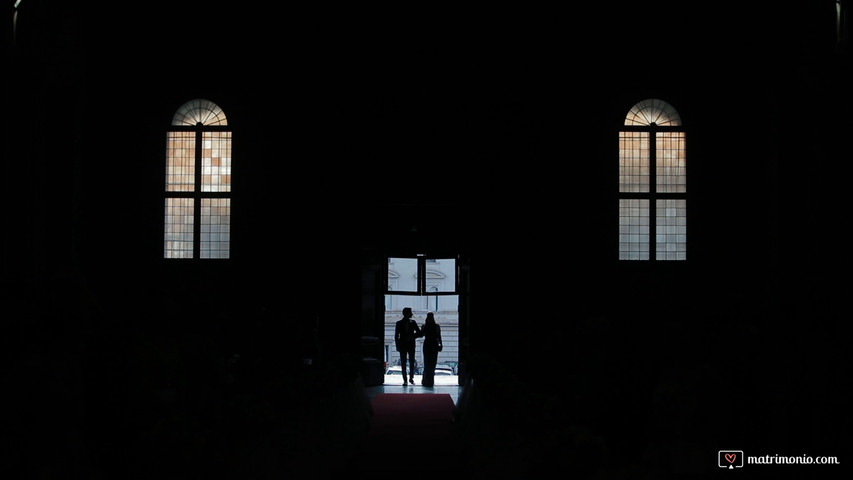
417 256 426 295
193 127 202 259
649 128 657 260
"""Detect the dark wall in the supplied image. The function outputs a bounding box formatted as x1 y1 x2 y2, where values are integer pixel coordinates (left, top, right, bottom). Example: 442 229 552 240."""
5 0 850 359
6 0 850 366
4 1 851 475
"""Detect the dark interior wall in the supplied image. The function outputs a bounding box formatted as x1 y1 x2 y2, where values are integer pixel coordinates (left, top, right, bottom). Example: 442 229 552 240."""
4 1 852 473
5 0 849 347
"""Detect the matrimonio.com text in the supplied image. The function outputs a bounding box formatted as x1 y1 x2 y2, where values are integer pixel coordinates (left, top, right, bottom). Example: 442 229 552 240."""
718 450 841 470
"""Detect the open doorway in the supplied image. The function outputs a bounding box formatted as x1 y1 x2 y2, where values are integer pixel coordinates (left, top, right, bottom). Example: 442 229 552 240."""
380 255 463 384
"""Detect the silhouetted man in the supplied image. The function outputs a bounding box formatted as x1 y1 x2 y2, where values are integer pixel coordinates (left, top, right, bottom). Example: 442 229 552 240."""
394 307 422 385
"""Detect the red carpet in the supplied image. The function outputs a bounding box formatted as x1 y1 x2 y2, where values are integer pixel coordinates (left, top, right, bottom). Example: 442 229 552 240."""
357 393 464 472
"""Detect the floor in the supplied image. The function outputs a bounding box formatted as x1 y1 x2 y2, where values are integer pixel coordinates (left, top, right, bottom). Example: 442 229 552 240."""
364 374 464 405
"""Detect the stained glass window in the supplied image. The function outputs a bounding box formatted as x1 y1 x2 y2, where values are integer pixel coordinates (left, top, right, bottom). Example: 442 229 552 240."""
164 99 231 259
619 99 686 261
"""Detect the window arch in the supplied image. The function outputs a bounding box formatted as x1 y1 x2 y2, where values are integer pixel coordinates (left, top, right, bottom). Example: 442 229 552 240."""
164 99 232 259
619 99 686 261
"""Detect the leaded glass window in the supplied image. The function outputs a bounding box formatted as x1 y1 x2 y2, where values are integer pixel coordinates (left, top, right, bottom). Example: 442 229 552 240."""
619 99 686 261
164 99 232 259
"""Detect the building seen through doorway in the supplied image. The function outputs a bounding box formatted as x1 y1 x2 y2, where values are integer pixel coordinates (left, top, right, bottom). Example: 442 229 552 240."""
384 256 459 374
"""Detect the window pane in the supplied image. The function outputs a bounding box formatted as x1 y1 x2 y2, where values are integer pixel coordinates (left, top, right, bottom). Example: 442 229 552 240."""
426 258 456 293
619 199 649 260
656 132 686 193
619 132 649 193
624 98 682 126
388 257 418 293
172 99 228 126
201 132 232 193
166 132 195 192
656 199 687 260
164 198 194 258
200 198 230 259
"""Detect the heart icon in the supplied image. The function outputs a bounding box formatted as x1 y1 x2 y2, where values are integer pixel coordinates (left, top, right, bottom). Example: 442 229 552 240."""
725 453 737 464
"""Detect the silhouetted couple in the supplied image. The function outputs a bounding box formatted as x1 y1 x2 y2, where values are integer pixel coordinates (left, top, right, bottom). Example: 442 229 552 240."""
394 308 443 387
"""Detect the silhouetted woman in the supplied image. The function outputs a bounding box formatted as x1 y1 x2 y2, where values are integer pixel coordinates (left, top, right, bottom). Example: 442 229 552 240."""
420 312 443 387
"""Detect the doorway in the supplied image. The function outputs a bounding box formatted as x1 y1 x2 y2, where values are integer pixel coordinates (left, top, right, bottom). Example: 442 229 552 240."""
361 253 468 385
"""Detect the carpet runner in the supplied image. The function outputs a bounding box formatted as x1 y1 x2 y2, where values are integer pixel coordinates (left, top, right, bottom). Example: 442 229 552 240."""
357 393 464 472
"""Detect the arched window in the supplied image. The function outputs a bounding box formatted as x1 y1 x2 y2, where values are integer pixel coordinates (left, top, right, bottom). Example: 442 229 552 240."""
164 99 232 259
619 99 686 261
